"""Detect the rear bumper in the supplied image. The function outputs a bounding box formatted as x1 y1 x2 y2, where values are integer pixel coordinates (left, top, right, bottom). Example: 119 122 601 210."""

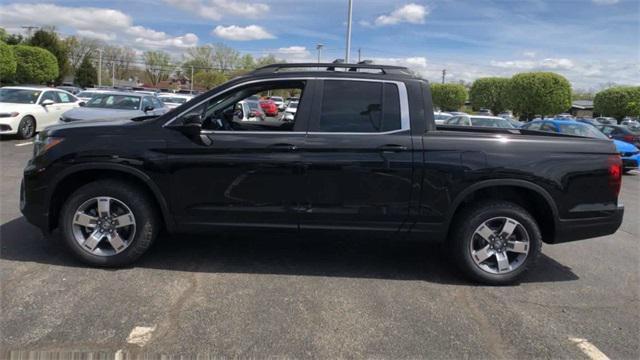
551 204 624 244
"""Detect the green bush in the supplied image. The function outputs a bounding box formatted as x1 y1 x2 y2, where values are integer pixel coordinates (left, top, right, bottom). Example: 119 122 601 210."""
594 86 640 121
469 77 511 115
0 41 17 81
509 72 572 120
12 45 59 84
431 83 467 111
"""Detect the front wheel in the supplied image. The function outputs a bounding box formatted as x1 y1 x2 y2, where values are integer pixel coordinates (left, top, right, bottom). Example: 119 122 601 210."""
60 180 160 267
451 201 542 285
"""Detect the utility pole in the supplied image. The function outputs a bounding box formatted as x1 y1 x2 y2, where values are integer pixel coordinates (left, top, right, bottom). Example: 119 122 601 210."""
442 69 446 84
190 66 194 94
316 44 324 63
345 0 353 63
21 26 39 38
358 48 361 62
95 49 104 87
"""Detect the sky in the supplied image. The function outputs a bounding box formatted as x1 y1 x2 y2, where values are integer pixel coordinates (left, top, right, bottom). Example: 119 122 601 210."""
0 0 638 89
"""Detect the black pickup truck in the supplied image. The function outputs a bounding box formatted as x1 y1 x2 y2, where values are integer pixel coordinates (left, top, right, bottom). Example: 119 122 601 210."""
21 63 624 284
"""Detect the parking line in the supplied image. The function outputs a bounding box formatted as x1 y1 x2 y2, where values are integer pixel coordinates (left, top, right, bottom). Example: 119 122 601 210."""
126 325 156 347
569 337 610 360
15 141 33 147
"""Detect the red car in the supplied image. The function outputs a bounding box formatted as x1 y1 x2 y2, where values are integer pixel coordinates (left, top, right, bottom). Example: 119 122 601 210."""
259 100 279 117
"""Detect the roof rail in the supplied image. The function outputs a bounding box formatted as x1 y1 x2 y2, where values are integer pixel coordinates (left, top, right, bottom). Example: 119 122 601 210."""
251 62 411 75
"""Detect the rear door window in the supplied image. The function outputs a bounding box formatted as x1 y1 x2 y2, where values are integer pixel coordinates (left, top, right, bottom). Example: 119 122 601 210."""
318 80 402 133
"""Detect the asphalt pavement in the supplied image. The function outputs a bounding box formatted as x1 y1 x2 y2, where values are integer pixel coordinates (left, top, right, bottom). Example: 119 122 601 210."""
1 136 638 359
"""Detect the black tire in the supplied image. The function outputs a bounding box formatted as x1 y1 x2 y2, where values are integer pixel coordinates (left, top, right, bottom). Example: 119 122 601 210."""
451 201 542 285
17 116 36 139
59 180 159 267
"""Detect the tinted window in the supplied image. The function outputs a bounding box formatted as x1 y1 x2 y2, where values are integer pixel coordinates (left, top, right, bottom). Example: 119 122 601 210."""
319 80 402 133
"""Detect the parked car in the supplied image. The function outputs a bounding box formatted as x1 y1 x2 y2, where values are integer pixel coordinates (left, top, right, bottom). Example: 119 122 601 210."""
76 89 114 102
282 101 298 122
158 94 194 110
521 119 639 172
0 86 82 138
595 117 617 125
269 96 285 110
22 62 624 285
259 99 279 117
234 100 266 122
596 124 640 148
60 92 168 122
434 111 452 125
445 115 515 128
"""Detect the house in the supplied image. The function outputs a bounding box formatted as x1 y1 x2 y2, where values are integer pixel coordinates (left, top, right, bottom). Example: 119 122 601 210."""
570 100 594 118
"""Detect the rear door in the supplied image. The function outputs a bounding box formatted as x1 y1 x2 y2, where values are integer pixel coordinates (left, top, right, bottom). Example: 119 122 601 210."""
299 79 414 231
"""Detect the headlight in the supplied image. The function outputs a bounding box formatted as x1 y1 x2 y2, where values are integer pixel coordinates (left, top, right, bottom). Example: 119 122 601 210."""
33 136 64 157
0 112 19 118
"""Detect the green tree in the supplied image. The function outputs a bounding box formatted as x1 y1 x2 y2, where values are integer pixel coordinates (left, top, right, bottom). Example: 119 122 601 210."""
29 28 69 83
594 86 640 121
75 56 97 88
143 50 172 86
509 72 572 120
469 77 511 115
0 41 17 82
431 83 467 111
12 45 59 84
193 70 227 90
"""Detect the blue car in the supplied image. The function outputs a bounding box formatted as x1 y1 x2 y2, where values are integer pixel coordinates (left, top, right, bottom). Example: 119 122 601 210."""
521 119 640 173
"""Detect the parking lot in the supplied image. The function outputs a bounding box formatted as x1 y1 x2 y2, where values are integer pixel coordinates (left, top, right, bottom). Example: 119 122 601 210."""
0 136 638 358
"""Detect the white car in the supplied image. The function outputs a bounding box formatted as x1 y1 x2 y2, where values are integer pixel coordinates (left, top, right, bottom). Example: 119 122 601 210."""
434 111 453 125
282 101 298 122
269 96 285 110
158 94 194 110
0 86 82 139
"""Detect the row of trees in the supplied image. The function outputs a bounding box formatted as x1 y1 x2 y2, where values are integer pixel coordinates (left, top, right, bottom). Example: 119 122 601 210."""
433 72 639 121
0 27 280 90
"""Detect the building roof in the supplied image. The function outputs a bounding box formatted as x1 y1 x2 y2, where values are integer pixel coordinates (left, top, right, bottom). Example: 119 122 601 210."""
572 100 594 109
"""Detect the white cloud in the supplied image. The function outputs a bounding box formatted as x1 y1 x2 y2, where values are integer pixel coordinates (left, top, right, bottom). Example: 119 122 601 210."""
163 0 269 20
592 0 619 5
490 58 574 70
212 25 275 41
0 3 199 52
374 3 429 26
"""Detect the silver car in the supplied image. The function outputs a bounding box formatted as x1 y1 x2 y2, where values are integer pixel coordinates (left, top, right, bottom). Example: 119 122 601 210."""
60 91 169 122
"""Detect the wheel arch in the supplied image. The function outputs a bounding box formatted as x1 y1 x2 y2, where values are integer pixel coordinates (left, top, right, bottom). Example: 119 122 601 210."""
48 163 175 232
446 179 558 243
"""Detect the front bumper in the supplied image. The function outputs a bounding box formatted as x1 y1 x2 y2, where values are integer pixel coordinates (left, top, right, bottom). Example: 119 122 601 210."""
552 204 624 243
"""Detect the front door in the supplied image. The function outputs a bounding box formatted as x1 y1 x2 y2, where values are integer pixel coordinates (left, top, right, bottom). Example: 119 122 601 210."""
300 79 414 231
165 79 313 230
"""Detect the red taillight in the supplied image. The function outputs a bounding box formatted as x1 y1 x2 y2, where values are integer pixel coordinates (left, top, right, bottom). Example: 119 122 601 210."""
608 155 622 196
623 135 634 143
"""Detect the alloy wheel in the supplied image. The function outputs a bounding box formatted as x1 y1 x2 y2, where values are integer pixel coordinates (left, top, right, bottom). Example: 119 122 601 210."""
71 197 136 256
469 216 530 274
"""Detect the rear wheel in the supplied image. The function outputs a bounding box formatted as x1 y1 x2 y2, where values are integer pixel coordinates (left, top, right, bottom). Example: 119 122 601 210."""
17 116 36 139
60 180 159 266
451 201 542 285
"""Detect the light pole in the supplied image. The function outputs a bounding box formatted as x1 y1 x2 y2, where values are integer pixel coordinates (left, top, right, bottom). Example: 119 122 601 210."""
316 44 324 63
95 49 104 87
345 0 353 63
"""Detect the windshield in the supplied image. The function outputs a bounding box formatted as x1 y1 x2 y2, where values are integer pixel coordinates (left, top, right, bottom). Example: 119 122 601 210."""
0 89 41 104
160 97 188 104
471 117 514 128
86 94 141 110
558 123 609 139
